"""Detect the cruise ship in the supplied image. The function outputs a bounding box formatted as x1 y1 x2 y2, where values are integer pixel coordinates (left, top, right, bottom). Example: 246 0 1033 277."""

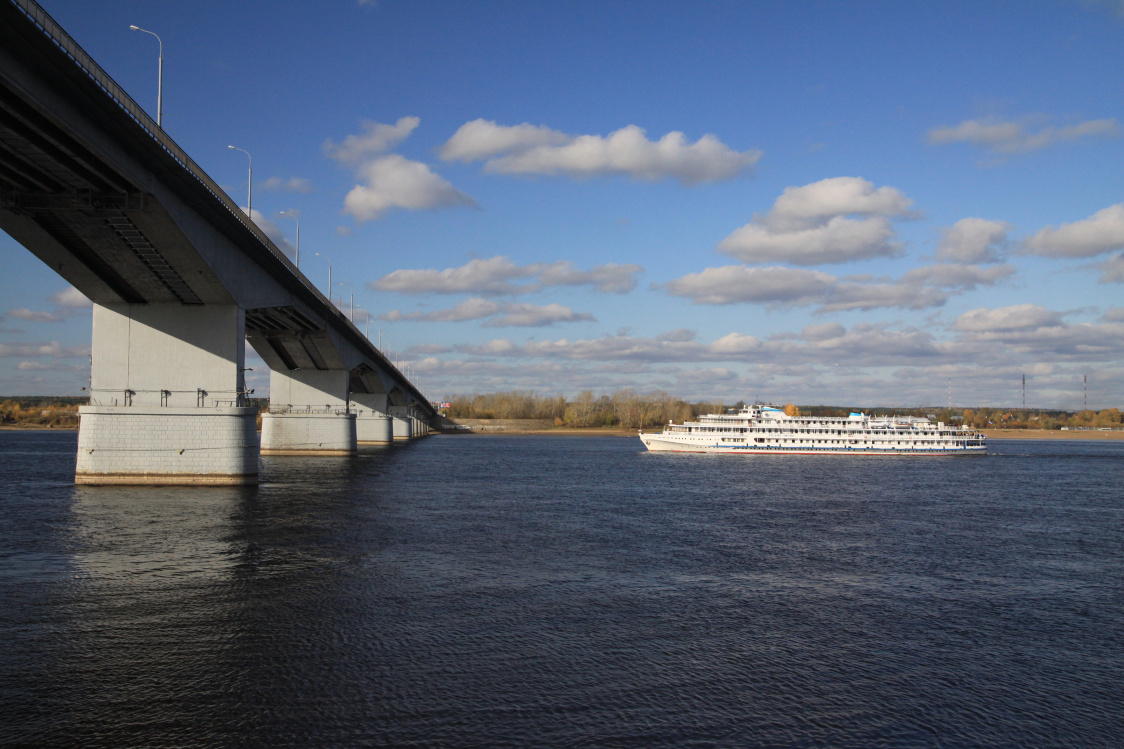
639 404 987 455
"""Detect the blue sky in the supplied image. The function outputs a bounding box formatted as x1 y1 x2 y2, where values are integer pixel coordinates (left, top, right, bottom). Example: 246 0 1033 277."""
3 0 1124 409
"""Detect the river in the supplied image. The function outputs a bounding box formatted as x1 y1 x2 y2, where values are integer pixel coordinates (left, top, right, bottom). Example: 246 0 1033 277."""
2 431 1121 747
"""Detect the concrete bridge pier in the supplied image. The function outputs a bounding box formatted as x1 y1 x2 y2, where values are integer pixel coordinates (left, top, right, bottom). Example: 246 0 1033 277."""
261 369 356 456
350 392 392 444
389 406 414 441
76 303 258 485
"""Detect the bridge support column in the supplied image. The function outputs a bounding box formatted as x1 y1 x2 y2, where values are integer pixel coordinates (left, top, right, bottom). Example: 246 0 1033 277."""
388 406 415 440
350 393 392 444
76 303 258 485
262 369 356 456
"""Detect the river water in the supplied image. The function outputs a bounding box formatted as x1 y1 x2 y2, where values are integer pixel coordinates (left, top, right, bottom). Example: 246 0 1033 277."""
1 431 1122 748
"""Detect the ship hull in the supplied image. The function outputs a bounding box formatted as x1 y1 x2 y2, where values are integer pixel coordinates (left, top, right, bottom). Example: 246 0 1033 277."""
639 433 986 456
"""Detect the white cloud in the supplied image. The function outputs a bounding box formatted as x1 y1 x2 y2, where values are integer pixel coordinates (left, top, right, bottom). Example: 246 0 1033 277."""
5 286 94 323
656 328 697 343
440 120 760 184
261 176 312 193
484 303 596 328
927 117 1120 153
717 177 914 265
764 177 915 231
533 261 643 293
936 218 1011 262
661 265 950 313
370 256 643 296
439 119 571 162
0 341 90 358
381 298 502 323
661 265 837 306
1025 204 1124 258
323 116 419 165
1103 307 1124 322
342 155 476 221
815 281 946 314
326 117 475 223
1099 253 1124 282
7 308 65 323
952 304 1064 332
900 263 1015 289
380 298 594 328
49 286 92 308
719 216 901 265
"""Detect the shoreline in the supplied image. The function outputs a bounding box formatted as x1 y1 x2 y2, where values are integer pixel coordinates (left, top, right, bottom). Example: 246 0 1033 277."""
4 425 1122 441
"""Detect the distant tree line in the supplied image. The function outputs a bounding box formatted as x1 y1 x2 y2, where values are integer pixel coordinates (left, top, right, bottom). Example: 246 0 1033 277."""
442 394 1123 430
0 398 83 427
443 390 729 429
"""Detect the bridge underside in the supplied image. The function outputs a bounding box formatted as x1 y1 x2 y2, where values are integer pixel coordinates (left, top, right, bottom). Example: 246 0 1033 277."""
0 1 436 484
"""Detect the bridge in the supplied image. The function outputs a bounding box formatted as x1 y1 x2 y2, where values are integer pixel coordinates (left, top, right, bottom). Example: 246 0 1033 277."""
0 0 437 485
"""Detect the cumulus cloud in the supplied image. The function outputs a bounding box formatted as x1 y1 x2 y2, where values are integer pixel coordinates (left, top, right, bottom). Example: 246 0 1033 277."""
485 303 596 328
720 216 901 265
1103 307 1124 322
927 117 1120 153
260 176 312 193
952 304 1064 332
656 328 697 343
381 298 501 323
1099 252 1124 282
326 117 475 222
49 286 92 308
323 116 419 165
1024 204 1124 258
370 256 643 296
439 119 760 184
342 155 476 221
815 281 946 314
6 309 65 323
660 265 951 313
900 263 1016 289
661 265 836 306
379 298 594 327
439 119 571 162
936 218 1011 262
764 177 915 231
717 177 914 265
5 286 93 323
0 341 90 358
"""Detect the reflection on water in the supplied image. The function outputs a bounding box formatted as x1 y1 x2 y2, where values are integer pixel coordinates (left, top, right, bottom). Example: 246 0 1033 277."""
2 432 1123 747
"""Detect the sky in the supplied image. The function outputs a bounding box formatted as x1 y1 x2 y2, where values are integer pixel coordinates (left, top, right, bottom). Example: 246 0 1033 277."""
2 0 1123 410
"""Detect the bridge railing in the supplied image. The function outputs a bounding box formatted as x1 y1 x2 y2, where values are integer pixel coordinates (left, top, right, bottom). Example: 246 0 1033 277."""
8 1 325 292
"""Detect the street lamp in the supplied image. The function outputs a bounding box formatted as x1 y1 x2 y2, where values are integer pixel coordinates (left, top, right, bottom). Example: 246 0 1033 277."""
128 25 163 128
227 145 252 218
315 252 332 301
338 282 354 321
279 210 299 266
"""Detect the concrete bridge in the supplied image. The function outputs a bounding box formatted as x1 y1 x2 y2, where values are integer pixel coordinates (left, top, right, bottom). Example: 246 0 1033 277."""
0 0 436 485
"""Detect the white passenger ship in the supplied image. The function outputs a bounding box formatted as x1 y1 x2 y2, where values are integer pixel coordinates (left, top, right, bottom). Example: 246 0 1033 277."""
639 404 986 455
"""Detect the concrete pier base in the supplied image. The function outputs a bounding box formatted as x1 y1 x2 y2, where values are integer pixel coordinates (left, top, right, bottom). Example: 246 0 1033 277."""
75 405 259 485
355 411 393 444
392 415 413 441
260 411 357 456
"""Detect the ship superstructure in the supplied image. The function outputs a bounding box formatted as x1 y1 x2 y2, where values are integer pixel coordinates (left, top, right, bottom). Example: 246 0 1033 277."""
639 404 986 455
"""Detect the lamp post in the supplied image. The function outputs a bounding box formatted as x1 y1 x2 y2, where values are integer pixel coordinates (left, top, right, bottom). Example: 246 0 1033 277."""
227 145 252 218
315 252 332 302
338 282 354 321
128 25 163 127
279 210 299 266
